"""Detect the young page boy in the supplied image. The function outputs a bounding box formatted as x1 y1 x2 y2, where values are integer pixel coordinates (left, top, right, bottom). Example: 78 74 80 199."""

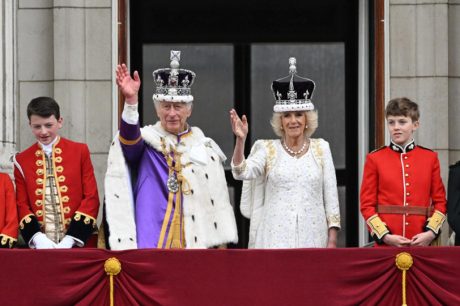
13 97 99 249
360 97 446 247
0 173 18 248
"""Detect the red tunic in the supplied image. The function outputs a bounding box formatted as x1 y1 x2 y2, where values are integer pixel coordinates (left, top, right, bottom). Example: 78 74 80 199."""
0 173 18 247
14 137 99 244
360 143 446 244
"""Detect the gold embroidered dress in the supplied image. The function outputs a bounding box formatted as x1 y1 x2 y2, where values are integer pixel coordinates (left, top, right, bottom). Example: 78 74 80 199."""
233 139 341 248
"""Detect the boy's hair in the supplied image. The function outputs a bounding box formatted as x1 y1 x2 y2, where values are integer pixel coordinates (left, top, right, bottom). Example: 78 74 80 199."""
385 97 420 122
27 96 61 121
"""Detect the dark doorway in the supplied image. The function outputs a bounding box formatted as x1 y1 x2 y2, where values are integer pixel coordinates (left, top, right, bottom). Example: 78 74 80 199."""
129 0 360 247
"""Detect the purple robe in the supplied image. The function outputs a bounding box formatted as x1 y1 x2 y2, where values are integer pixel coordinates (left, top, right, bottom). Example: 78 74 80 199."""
119 119 187 248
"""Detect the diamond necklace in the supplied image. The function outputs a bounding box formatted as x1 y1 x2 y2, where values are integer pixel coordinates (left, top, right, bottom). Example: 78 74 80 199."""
282 139 307 156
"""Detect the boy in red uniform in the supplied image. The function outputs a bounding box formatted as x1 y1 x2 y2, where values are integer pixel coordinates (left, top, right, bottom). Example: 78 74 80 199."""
360 97 446 247
0 173 17 248
13 97 99 249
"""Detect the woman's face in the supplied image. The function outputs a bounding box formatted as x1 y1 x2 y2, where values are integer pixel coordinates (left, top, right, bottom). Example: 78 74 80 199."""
281 111 307 139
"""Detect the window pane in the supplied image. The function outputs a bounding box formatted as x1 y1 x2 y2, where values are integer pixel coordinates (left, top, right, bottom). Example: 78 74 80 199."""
251 44 346 168
142 45 234 161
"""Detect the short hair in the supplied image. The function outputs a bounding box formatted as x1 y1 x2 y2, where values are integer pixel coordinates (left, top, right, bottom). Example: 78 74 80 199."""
27 96 61 121
270 110 318 138
385 97 420 122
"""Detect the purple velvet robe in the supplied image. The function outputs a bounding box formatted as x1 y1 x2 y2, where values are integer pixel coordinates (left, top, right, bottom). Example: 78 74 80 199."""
119 119 188 248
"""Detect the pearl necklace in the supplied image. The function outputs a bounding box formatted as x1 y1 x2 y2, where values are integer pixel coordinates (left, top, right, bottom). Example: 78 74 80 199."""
282 139 307 157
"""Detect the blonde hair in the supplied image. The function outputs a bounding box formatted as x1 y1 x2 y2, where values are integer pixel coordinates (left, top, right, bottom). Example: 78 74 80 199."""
270 110 318 138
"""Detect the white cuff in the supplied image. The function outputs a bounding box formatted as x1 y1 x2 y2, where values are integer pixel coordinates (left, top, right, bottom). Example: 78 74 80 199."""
122 102 139 124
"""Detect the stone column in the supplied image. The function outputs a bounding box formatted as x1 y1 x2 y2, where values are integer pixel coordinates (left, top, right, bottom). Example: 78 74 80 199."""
0 0 17 175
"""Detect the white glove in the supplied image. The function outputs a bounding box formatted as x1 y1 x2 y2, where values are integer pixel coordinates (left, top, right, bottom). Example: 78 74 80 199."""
31 232 58 249
55 235 76 249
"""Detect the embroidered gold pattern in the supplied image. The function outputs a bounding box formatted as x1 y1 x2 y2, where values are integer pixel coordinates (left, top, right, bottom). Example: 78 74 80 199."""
19 215 33 230
426 210 446 234
367 215 389 239
327 214 341 227
311 139 324 167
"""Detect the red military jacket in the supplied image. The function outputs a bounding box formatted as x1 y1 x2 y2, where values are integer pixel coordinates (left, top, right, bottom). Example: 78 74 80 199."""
0 173 18 248
14 137 100 244
360 141 446 245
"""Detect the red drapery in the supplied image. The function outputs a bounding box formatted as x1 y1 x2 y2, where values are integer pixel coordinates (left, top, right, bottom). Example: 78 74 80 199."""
1 247 460 306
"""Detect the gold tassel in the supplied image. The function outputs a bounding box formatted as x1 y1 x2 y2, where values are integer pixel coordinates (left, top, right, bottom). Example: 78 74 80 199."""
395 252 413 306
104 257 122 306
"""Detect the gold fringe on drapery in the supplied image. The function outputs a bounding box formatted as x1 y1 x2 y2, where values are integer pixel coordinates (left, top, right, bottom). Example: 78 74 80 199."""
104 257 122 306
395 252 413 306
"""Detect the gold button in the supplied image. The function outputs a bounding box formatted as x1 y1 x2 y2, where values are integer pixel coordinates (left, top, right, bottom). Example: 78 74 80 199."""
404 156 408 159
35 189 43 196
35 150 42 157
58 175 65 182
406 183 410 186
405 164 409 168
63 206 71 214
62 196 70 203
55 148 62 154
405 222 409 225
36 210 43 217
35 200 42 207
36 178 44 185
406 192 410 196
56 166 64 173
36 169 44 176
65 218 71 225
60 185 68 193
35 160 44 166
55 156 63 163
405 173 409 177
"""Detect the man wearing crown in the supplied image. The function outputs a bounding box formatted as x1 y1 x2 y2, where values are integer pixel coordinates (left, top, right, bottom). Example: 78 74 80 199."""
104 51 238 250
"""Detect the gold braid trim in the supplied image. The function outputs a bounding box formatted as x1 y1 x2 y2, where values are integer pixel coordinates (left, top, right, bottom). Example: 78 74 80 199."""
264 140 276 174
118 134 142 146
0 234 17 247
366 214 389 239
426 210 446 234
19 214 34 230
311 139 324 167
73 212 97 227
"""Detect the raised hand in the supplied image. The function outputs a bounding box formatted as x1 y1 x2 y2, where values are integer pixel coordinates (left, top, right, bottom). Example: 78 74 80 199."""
116 63 141 104
229 109 248 140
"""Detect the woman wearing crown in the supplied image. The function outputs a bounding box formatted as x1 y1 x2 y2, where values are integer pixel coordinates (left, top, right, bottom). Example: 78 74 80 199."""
230 57 341 248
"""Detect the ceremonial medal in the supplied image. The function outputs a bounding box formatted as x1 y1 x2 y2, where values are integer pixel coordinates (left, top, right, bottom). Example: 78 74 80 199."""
167 174 179 193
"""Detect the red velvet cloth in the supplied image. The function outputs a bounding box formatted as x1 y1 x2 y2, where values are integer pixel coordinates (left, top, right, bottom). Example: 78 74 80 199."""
1 247 460 306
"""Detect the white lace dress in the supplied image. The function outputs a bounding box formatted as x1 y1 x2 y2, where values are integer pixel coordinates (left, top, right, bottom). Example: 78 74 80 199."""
232 139 341 248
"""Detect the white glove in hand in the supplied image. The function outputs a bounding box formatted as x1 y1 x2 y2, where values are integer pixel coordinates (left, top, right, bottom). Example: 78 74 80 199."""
32 232 58 249
55 235 75 249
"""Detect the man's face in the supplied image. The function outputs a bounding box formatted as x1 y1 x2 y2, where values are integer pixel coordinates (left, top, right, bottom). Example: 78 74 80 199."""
387 115 419 146
156 101 192 134
29 114 63 145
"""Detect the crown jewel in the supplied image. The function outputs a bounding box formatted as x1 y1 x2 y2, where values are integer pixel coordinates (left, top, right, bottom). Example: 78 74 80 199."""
152 50 196 103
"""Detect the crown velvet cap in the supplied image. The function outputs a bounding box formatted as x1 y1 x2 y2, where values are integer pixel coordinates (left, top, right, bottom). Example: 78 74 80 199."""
152 50 196 103
271 57 315 112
